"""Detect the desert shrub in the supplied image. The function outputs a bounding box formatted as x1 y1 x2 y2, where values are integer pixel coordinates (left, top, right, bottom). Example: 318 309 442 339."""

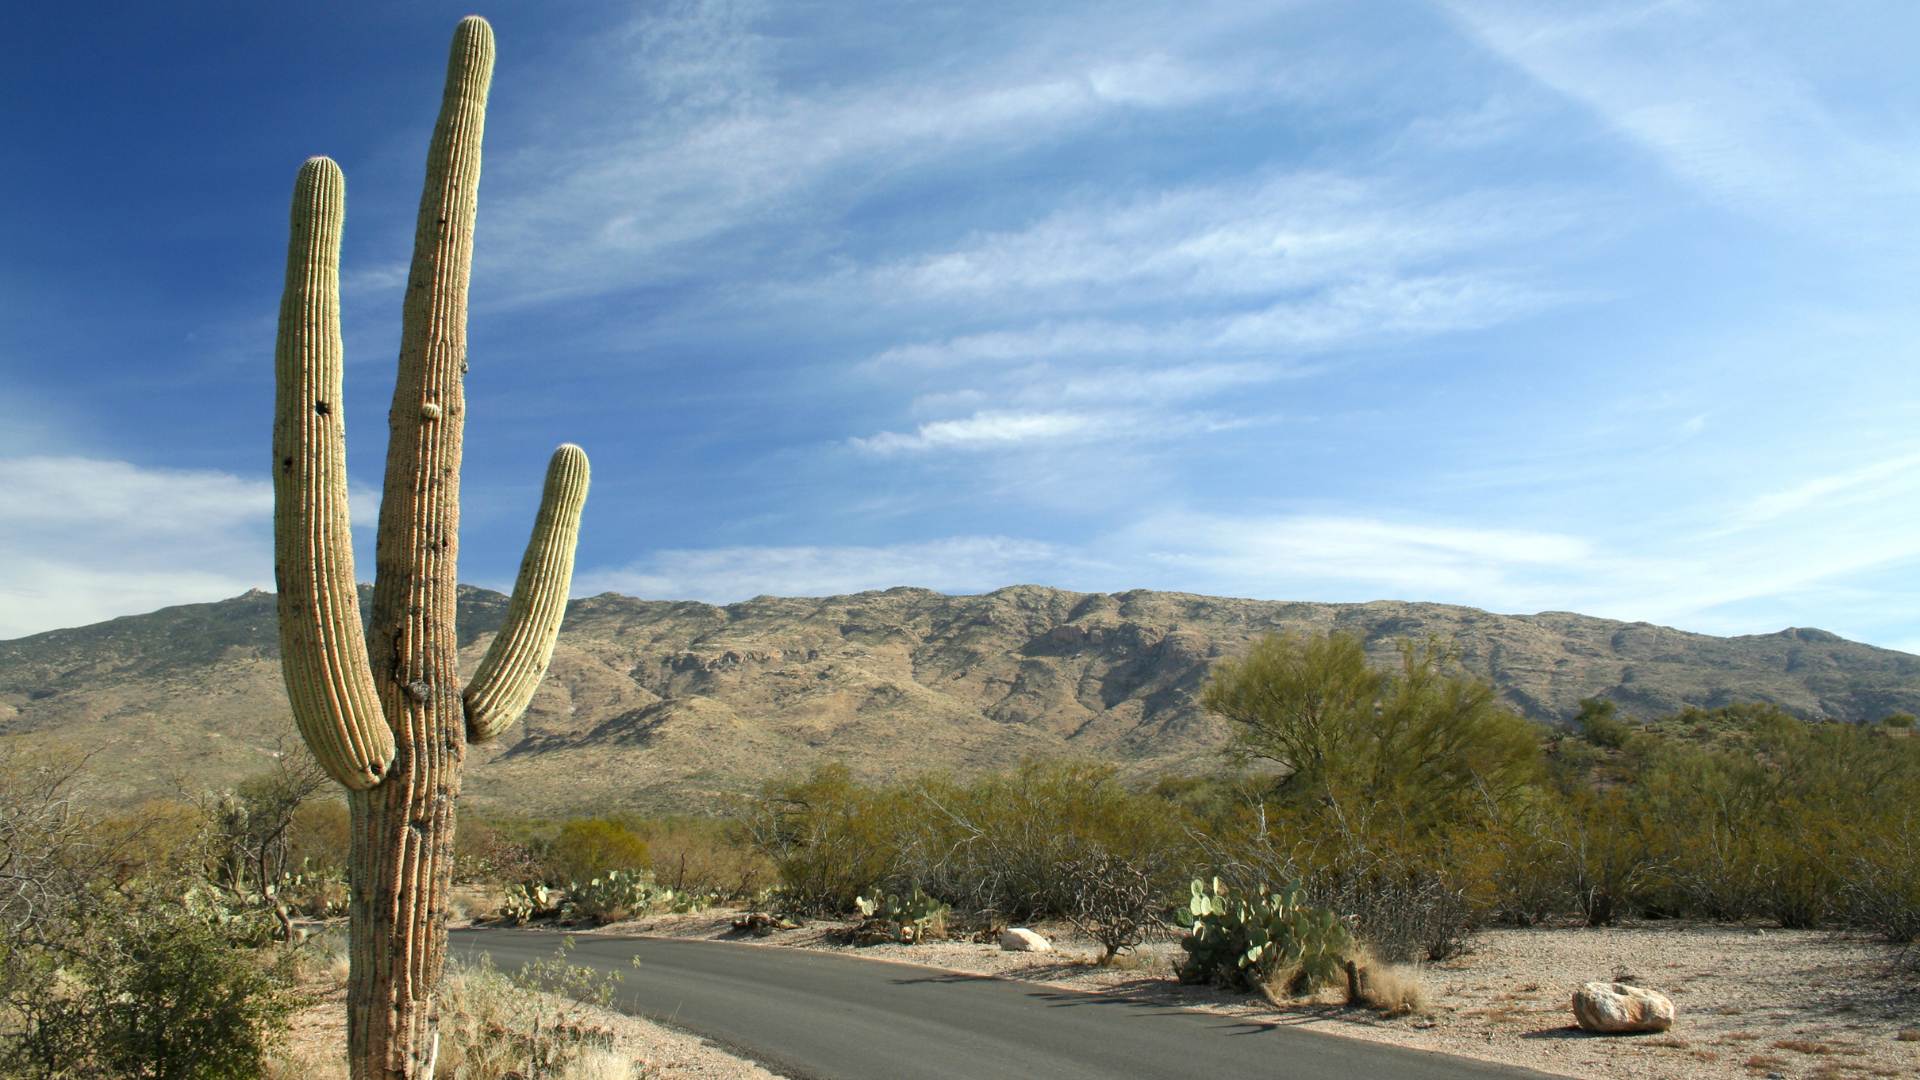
633 815 771 900
742 763 906 913
93 798 207 887
456 815 547 886
284 798 349 876
197 754 332 905
1484 797 1573 926
1195 632 1545 958
1574 697 1632 749
890 761 1188 920
546 819 652 886
1201 633 1542 839
1837 814 1920 947
744 759 1187 920
1061 847 1166 964
2 895 302 1080
1556 788 1662 927
1629 708 1920 928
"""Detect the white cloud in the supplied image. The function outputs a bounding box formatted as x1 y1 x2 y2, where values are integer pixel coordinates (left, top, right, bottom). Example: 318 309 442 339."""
574 536 1078 602
850 411 1103 454
870 171 1568 307
1728 451 1920 530
1126 512 1594 605
871 272 1558 372
0 457 270 530
1442 0 1920 232
481 1 1302 302
0 458 278 638
849 408 1247 455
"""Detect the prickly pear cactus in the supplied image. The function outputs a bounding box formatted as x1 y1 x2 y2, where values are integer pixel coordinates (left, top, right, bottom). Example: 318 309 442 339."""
1174 877 1353 995
270 16 590 1077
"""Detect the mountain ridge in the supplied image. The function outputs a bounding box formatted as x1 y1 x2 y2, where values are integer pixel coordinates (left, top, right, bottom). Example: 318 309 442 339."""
3 585 1915 816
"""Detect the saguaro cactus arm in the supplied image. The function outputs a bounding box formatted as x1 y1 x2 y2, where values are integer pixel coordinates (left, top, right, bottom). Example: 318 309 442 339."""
464 443 590 742
271 156 395 791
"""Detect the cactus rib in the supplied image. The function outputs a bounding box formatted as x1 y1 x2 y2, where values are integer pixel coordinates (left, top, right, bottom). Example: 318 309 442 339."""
464 443 591 741
271 156 394 791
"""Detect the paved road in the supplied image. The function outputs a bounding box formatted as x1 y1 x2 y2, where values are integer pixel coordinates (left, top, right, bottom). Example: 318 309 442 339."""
449 929 1563 1080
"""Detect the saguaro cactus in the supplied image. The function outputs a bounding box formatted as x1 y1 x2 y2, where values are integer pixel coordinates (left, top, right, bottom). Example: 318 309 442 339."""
271 16 589 1076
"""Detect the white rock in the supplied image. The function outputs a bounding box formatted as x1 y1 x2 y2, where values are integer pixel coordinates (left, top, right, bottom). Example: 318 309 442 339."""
1571 981 1675 1034
999 928 1051 952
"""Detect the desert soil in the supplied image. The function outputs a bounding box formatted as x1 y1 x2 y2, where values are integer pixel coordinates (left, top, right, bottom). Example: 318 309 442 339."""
594 911 1920 1080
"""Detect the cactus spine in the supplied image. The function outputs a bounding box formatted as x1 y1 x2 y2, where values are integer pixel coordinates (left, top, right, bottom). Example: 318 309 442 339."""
270 17 590 1077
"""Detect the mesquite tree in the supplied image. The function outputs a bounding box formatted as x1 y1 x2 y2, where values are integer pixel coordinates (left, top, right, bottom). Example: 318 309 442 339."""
271 16 589 1076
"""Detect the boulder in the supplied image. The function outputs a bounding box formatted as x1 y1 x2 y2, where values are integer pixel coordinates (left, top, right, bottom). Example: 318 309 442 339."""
1572 981 1675 1033
1000 927 1052 952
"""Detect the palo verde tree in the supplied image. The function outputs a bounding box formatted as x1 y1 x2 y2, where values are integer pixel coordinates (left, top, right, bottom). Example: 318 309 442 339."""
1200 632 1540 837
271 17 589 1076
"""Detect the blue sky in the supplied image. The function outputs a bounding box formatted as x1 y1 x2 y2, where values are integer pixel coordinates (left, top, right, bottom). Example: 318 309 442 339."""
4 1 1919 652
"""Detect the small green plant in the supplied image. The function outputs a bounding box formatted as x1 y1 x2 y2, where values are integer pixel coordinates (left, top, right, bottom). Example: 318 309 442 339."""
1174 877 1353 998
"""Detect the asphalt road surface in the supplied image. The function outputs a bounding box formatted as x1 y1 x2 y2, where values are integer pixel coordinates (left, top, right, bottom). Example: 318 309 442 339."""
449 929 1564 1080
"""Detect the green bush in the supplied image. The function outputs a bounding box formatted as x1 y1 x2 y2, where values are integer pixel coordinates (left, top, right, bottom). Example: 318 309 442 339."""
546 818 652 886
1200 633 1541 839
1574 697 1631 749
745 759 1189 920
2 897 302 1080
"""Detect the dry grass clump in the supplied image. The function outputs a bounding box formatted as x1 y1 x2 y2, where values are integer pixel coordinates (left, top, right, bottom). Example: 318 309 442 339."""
432 959 633 1079
556 1048 642 1080
1344 951 1431 1016
1770 1037 1837 1056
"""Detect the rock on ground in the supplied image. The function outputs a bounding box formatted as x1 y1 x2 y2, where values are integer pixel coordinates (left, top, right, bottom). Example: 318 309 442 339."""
1572 981 1675 1033
1000 927 1052 952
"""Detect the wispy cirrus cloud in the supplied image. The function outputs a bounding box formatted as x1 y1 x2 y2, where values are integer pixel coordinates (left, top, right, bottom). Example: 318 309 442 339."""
869 171 1571 309
1441 0 1920 233
849 409 1247 455
1727 451 1920 531
478 1 1311 303
871 274 1559 372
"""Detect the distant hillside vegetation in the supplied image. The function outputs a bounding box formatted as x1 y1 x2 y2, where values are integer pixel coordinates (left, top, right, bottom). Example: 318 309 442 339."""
2 585 1915 815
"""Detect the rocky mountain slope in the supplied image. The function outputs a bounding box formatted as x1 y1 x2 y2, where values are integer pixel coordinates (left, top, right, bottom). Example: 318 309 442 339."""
2 586 1915 815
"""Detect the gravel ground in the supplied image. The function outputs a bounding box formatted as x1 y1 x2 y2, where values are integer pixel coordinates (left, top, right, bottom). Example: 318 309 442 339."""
604 911 1920 1080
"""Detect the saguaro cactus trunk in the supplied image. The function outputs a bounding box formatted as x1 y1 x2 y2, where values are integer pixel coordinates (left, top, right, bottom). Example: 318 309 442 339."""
271 17 589 1077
